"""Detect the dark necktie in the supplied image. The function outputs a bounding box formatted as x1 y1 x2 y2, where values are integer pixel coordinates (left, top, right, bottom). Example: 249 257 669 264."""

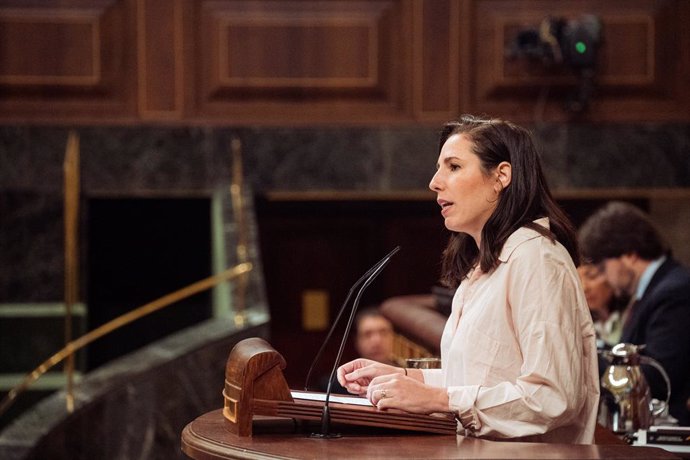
621 298 640 340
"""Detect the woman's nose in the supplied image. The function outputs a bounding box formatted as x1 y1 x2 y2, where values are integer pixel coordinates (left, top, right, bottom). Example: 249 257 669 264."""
429 171 442 192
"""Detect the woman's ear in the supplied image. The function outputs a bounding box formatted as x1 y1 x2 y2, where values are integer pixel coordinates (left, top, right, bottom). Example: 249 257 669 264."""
495 161 512 191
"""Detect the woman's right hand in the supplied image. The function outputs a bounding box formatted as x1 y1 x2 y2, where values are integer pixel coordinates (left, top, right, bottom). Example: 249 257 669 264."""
336 359 401 396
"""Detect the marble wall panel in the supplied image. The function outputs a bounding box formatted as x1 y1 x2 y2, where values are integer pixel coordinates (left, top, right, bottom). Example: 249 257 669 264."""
1 122 690 302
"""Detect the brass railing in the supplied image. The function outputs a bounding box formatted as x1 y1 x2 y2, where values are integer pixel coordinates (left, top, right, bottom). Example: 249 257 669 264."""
230 137 249 327
0 262 252 419
0 133 256 421
63 131 79 412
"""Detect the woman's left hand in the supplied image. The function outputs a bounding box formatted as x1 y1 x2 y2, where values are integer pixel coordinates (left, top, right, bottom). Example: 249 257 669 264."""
366 373 449 414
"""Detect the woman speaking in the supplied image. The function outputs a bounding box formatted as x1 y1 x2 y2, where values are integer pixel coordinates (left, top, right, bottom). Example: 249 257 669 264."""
337 115 599 444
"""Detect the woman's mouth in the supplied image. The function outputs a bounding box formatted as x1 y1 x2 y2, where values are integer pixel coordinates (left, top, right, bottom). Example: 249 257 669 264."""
438 199 453 216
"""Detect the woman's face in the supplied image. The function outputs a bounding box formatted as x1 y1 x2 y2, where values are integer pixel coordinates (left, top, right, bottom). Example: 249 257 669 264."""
429 133 499 244
577 264 614 320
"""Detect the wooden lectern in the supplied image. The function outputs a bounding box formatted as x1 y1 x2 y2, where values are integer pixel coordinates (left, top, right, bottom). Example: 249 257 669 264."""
221 337 457 437
181 337 679 459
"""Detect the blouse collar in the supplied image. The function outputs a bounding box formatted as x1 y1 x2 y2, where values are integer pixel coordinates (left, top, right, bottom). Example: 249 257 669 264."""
497 217 549 263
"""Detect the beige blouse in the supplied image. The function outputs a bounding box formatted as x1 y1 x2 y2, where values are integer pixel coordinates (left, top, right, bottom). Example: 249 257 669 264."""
423 218 599 444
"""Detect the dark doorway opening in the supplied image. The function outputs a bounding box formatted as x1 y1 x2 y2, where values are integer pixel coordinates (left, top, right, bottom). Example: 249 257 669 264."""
86 197 212 370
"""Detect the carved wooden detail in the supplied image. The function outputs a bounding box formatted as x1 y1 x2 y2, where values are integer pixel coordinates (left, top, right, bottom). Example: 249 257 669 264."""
0 10 100 86
413 0 459 120
465 0 690 121
0 0 687 123
138 0 183 119
185 0 414 123
216 15 378 89
0 0 137 121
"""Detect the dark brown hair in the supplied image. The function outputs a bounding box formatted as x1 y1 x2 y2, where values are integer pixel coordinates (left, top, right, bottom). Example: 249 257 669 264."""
579 201 669 264
438 115 579 288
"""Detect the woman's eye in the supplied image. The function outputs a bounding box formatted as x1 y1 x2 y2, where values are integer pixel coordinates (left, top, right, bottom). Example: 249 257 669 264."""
449 164 460 171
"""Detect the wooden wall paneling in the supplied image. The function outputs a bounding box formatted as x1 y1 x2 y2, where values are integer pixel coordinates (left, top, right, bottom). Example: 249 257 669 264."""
680 0 690 119
412 0 460 121
464 0 690 122
138 0 183 119
0 0 686 124
0 0 138 123
378 205 449 296
185 0 415 124
255 198 445 387
458 0 472 118
256 201 381 386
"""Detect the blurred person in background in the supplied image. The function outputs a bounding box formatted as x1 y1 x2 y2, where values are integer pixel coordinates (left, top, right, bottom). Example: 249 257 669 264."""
352 307 403 366
577 263 628 348
579 201 690 425
319 307 402 394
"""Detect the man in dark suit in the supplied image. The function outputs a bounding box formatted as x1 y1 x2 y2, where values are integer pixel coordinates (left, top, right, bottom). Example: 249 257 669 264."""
579 201 690 425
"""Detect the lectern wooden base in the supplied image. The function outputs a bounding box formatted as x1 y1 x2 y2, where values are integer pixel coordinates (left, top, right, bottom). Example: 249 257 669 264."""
181 409 678 460
222 337 455 436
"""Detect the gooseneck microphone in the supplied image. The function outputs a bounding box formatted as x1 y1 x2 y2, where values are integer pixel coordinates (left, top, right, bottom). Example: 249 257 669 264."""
310 246 401 438
303 246 402 393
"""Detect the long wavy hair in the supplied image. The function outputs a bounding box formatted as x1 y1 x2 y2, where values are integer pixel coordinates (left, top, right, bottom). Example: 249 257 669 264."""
438 115 579 288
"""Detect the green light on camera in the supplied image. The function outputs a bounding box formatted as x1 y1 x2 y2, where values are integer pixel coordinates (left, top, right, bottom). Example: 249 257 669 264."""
575 41 587 54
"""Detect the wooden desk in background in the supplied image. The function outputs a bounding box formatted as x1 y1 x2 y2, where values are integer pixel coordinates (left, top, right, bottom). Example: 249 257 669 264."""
181 409 679 460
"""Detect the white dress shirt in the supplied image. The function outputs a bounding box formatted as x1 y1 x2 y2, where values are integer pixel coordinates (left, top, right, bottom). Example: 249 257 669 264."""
422 218 599 444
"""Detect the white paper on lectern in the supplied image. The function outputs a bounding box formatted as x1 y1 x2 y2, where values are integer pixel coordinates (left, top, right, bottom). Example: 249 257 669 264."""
290 390 373 407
